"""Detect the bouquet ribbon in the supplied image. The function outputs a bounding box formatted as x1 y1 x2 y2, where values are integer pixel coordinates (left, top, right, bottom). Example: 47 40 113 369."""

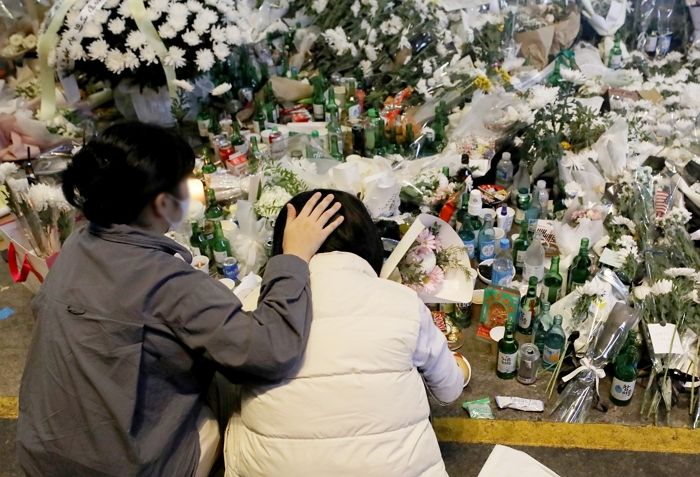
7 242 50 284
562 357 606 397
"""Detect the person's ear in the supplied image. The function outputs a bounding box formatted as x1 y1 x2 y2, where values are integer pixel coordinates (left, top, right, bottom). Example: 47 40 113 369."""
152 192 170 220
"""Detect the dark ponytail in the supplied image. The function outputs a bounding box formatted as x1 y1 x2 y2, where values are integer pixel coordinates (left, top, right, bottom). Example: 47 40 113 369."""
62 122 195 226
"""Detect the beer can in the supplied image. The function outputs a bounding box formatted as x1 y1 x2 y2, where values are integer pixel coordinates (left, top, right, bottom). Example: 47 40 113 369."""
223 257 239 281
517 343 540 385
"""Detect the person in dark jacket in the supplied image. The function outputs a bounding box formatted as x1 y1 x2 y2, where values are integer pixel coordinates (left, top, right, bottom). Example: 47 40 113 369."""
16 122 343 477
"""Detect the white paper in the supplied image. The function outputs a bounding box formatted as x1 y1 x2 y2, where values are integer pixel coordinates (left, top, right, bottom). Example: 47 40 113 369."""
599 248 624 268
648 323 686 356
478 445 560 477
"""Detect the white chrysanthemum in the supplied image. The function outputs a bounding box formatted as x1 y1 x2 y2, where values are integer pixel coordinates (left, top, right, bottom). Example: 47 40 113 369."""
159 23 177 39
187 0 203 12
126 31 147 51
312 0 329 13
379 14 403 36
564 181 582 198
123 50 140 70
28 183 54 211
359 60 373 77
664 268 698 278
69 41 86 61
415 78 431 98
151 0 170 13
675 118 694 134
687 289 700 304
360 19 371 31
183 31 201 46
436 42 448 57
82 21 102 39
168 12 189 32
104 0 120 8
615 235 638 258
351 0 361 16
367 29 377 45
364 44 377 62
528 85 559 110
108 18 126 35
398 35 411 51
173 79 195 92
211 26 226 43
106 49 125 73
633 284 651 301
88 39 109 61
422 59 433 76
610 216 636 234
93 8 110 25
323 27 355 56
196 49 215 72
140 45 157 64
165 46 187 68
213 43 230 61
254 186 293 219
118 1 132 18
211 83 232 96
578 279 607 297
0 162 18 183
561 67 586 85
650 279 673 296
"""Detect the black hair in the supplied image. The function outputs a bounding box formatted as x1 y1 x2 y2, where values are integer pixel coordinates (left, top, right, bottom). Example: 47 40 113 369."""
272 189 384 275
62 121 195 226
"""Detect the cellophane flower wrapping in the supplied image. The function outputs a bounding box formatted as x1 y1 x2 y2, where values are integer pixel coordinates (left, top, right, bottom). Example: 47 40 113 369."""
550 302 640 423
230 200 270 277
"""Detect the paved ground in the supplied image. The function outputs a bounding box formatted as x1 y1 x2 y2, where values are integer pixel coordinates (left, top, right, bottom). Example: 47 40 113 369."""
0 249 698 476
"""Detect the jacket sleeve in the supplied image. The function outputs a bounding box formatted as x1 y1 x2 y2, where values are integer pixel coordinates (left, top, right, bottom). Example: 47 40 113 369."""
150 254 312 382
413 303 464 404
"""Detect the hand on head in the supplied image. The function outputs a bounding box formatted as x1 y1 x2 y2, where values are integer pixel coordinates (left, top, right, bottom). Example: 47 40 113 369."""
282 192 344 263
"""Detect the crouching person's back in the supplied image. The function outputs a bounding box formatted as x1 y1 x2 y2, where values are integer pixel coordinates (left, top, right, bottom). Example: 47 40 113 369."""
224 190 468 477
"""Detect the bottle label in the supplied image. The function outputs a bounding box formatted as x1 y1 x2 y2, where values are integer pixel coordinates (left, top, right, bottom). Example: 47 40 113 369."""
191 246 201 257
479 240 495 261
515 209 525 223
542 345 561 366
492 269 512 287
348 105 361 119
519 308 533 330
497 351 518 374
313 104 325 120
542 285 560 303
523 264 544 283
610 54 622 69
463 239 475 259
611 377 635 402
214 250 228 265
515 250 526 267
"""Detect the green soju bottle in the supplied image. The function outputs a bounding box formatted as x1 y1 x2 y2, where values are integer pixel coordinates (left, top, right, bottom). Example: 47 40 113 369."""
190 222 211 259
568 238 591 292
497 321 519 380
610 347 640 406
205 187 223 221
512 225 530 276
542 255 563 304
312 77 326 121
518 276 541 335
211 221 232 273
328 109 344 161
253 98 266 135
325 86 338 122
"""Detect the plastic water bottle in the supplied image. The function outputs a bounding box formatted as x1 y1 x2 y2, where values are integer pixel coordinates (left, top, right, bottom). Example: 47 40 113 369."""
536 180 549 219
492 238 513 287
495 152 514 188
478 213 496 261
523 233 545 283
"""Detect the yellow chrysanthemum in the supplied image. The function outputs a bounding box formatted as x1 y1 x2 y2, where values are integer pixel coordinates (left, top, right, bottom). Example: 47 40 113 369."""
474 75 492 92
498 24 505 32
561 141 572 150
496 67 511 84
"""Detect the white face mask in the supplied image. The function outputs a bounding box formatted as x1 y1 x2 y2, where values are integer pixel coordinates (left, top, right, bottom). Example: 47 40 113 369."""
166 194 190 232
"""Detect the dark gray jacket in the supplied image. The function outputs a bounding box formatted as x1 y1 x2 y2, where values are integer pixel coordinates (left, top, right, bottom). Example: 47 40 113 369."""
16 223 312 476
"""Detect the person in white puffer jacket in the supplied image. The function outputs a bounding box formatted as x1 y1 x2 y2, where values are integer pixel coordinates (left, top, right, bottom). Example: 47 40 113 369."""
224 190 469 477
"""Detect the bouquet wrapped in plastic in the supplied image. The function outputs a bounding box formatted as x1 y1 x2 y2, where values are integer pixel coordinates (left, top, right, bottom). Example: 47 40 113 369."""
550 302 641 423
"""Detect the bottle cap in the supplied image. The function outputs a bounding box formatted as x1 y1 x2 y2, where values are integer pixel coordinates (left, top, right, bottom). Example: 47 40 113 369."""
500 205 507 215
368 108 378 118
528 276 538 286
502 152 511 160
470 189 482 200
311 130 320 138
500 238 510 249
537 180 546 189
553 314 563 324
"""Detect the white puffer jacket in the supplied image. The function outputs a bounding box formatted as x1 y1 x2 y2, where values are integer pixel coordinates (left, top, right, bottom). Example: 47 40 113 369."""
224 252 451 477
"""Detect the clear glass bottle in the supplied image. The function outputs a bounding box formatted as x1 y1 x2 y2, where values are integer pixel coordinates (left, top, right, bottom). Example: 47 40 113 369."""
532 302 552 354
542 315 566 370
523 233 545 283
542 256 563 304
492 238 513 287
478 213 496 262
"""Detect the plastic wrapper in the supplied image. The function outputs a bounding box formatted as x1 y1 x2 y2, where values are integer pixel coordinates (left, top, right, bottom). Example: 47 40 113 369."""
462 398 495 419
552 206 607 267
580 0 627 36
550 302 641 423
228 200 271 276
113 82 175 127
593 117 628 181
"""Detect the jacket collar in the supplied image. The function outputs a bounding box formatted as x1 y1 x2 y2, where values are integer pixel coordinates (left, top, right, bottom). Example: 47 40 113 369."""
87 223 192 261
309 252 378 278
